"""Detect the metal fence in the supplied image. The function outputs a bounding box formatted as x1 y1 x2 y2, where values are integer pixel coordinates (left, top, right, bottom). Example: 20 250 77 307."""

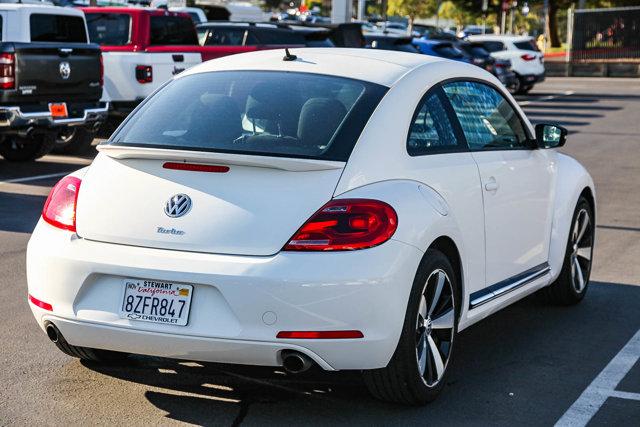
570 6 640 61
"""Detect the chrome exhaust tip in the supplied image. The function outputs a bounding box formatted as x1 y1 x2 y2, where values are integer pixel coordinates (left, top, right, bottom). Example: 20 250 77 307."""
45 322 60 343
281 350 314 374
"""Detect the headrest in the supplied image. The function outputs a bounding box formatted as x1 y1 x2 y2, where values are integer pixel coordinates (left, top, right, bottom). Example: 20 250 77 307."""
297 98 347 147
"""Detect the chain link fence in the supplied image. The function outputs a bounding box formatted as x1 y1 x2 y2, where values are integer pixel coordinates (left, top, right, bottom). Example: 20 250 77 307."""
570 6 640 61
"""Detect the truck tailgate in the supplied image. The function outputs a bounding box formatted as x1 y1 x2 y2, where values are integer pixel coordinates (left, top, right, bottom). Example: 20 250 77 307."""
1 42 102 104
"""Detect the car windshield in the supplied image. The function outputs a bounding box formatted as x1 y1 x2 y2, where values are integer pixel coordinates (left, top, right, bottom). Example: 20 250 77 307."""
109 71 387 161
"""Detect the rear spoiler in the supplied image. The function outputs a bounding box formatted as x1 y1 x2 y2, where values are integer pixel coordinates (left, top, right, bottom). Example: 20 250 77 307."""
97 145 345 172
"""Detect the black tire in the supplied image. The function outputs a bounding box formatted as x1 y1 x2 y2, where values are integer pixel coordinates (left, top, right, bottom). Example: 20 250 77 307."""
363 249 460 405
511 77 532 95
52 127 96 155
0 133 55 161
48 324 128 363
540 196 594 305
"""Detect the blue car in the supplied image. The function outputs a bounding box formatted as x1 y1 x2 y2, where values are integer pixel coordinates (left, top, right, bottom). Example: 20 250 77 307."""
412 38 472 63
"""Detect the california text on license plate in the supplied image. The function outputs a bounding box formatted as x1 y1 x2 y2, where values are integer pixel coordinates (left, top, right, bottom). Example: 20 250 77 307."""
120 279 193 326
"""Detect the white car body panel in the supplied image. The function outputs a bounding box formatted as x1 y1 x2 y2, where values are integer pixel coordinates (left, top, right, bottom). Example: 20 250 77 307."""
468 35 545 78
76 153 344 256
101 51 202 103
27 49 595 370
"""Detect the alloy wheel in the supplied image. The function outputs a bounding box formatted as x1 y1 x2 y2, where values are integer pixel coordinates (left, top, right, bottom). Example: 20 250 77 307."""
570 208 593 293
415 269 455 387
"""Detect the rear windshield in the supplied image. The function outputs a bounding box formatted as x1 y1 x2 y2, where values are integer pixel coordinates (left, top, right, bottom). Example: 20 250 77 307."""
86 13 131 46
252 29 306 45
30 14 87 43
149 16 198 45
110 71 387 161
513 40 540 51
202 28 246 46
434 44 465 59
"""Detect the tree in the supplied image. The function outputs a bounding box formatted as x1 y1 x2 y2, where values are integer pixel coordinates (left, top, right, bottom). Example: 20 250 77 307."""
387 0 440 30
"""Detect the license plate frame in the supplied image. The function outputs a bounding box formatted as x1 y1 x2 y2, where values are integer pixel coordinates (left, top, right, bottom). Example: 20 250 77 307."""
48 102 68 118
119 278 194 327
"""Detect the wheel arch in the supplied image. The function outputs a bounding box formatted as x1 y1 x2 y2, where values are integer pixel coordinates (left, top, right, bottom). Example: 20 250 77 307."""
548 154 596 279
428 236 464 321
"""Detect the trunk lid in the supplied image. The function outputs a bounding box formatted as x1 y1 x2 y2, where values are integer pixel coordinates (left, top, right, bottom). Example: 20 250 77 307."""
75 151 344 256
4 42 102 103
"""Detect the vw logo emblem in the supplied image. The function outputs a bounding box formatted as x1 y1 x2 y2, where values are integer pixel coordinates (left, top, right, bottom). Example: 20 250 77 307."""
164 194 192 218
59 61 71 80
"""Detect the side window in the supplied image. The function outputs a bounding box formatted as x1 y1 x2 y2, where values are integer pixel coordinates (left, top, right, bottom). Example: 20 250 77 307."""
443 81 528 151
407 90 460 156
482 41 505 52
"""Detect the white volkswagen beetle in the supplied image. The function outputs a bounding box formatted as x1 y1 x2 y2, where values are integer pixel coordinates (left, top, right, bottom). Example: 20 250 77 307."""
27 49 595 405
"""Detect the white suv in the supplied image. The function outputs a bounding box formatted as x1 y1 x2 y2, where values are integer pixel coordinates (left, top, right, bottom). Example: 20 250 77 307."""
468 35 545 94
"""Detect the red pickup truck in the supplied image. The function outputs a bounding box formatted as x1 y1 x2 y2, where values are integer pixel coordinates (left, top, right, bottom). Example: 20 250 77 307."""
82 7 301 116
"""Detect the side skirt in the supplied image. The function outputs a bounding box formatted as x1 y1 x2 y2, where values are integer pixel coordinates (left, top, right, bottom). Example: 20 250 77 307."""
469 262 550 309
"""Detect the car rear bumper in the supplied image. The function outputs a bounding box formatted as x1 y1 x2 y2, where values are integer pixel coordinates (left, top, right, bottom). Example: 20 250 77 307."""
0 102 108 131
520 72 545 85
27 220 423 370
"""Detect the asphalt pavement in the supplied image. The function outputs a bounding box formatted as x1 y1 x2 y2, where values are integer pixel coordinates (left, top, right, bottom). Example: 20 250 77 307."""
1 77 639 426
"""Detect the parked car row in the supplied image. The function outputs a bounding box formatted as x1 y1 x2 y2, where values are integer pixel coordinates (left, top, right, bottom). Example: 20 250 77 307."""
0 3 546 162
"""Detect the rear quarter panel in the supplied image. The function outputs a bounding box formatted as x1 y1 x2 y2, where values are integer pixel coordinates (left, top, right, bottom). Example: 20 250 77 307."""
547 153 596 280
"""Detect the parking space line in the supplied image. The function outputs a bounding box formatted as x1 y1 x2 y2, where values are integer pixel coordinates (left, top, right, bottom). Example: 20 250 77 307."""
519 90 575 107
609 390 640 401
556 328 640 426
0 171 70 186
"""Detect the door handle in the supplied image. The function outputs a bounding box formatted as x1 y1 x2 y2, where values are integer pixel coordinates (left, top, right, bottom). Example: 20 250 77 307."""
484 178 499 192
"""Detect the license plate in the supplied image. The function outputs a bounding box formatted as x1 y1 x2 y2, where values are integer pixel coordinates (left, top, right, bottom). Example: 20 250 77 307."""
120 279 193 326
48 102 68 118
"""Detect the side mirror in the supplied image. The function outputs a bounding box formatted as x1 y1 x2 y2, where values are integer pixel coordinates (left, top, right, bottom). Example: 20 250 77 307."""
535 123 568 148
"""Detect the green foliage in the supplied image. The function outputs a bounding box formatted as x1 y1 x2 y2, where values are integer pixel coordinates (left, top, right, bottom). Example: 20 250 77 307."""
387 0 440 22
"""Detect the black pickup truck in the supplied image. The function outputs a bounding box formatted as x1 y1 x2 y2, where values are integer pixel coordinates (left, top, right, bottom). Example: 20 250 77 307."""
0 40 107 161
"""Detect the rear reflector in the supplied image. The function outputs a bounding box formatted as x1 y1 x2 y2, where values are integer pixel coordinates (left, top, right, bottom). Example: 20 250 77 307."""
276 330 364 339
163 162 230 173
28 294 52 311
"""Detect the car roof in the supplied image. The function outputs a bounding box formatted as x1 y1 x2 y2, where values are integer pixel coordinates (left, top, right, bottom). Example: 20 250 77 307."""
468 34 533 42
80 7 189 17
180 48 446 87
0 3 84 16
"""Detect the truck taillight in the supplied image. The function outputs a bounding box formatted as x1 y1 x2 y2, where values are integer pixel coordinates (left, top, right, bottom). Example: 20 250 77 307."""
283 199 398 251
135 65 152 84
99 53 104 87
0 53 15 90
42 176 82 232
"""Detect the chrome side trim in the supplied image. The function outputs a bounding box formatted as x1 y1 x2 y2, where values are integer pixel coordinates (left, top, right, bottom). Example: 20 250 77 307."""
469 262 550 309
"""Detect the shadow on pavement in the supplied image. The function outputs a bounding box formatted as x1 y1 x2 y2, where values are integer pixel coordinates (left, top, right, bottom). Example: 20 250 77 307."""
0 191 46 233
82 282 640 426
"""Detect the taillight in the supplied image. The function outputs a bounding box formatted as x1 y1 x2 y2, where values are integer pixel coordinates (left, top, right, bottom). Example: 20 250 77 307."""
283 199 397 251
42 176 82 232
521 53 536 61
0 53 15 90
135 65 152 83
99 53 104 86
